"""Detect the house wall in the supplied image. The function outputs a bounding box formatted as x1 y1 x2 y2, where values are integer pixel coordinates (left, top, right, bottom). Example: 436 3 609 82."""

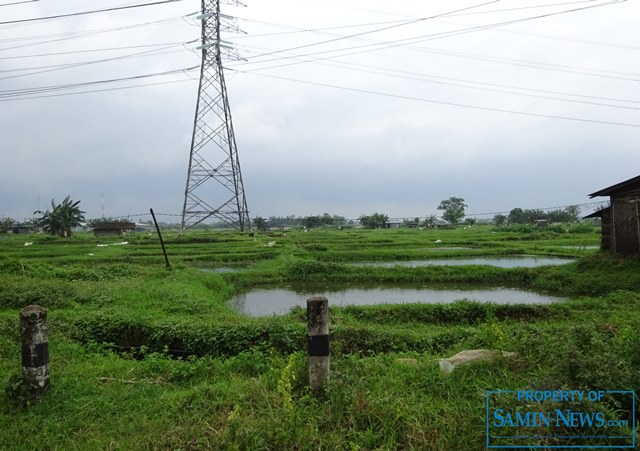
600 209 611 252
611 189 640 255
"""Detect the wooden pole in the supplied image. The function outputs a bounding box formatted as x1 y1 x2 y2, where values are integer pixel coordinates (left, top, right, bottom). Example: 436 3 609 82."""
150 208 171 269
307 295 329 391
20 305 50 396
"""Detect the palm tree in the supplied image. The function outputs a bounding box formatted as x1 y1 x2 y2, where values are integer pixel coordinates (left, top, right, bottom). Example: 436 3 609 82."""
34 196 85 238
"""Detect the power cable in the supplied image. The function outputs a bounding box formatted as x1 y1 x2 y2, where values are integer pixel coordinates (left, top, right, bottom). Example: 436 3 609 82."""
231 43 639 110
0 77 195 102
0 42 191 80
232 17 416 40
312 58 640 105
295 0 600 20
0 41 189 60
314 61 638 110
231 37 639 85
0 0 38 6
445 0 614 17
0 65 198 99
231 0 629 79
0 16 183 51
228 68 640 129
243 0 500 61
0 0 184 25
467 201 609 217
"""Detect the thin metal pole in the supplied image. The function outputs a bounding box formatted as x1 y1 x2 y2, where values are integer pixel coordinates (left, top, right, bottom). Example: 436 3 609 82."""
150 208 170 269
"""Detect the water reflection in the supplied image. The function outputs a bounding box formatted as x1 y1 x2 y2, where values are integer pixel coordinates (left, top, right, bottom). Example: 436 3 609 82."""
231 284 564 316
350 256 574 268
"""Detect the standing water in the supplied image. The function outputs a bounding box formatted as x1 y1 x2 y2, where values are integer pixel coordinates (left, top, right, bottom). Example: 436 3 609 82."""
231 283 564 316
349 256 574 268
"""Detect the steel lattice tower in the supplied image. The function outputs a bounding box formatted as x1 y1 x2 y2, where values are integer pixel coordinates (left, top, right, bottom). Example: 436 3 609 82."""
181 0 250 233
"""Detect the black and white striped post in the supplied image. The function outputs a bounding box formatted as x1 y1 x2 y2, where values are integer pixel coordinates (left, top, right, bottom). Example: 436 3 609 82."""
20 305 50 396
307 295 329 392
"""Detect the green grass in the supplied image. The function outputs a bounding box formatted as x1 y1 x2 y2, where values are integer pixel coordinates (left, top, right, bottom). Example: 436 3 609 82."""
0 225 638 449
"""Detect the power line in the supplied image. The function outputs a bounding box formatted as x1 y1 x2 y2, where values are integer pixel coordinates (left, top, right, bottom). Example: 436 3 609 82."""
228 68 640 128
233 17 416 40
0 16 183 51
0 0 38 6
106 199 611 222
439 18 640 51
0 42 190 80
296 0 599 19
235 1 636 54
0 0 184 25
231 0 631 83
0 77 195 102
234 40 640 84
446 0 617 17
0 66 198 100
243 0 500 61
230 43 639 110
314 58 640 106
0 41 190 60
467 201 609 218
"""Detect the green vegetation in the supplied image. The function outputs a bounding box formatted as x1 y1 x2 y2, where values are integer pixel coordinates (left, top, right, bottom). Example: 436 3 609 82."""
1 225 639 449
437 196 467 224
507 205 581 224
358 213 389 229
33 196 85 238
0 217 15 234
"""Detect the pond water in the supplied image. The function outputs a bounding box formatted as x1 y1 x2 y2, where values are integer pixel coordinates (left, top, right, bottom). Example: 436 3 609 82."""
350 256 574 268
556 246 599 250
199 267 242 273
230 284 564 316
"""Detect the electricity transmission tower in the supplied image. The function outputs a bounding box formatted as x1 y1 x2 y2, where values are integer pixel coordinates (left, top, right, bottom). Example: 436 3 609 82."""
181 0 250 233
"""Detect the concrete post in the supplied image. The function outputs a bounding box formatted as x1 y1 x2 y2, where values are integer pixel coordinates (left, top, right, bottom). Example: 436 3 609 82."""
20 305 50 396
307 295 329 391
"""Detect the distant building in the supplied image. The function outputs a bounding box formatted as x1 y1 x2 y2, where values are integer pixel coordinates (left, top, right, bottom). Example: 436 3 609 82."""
134 223 153 233
92 221 136 237
587 174 640 255
10 224 34 234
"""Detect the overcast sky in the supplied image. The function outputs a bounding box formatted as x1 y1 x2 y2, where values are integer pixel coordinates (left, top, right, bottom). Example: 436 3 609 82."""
1 0 638 223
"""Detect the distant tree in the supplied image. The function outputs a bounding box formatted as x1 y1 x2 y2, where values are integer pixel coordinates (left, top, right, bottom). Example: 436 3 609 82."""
507 208 525 224
493 214 507 227
437 197 467 224
464 217 476 226
0 217 14 234
34 196 85 238
332 215 346 227
508 208 545 224
253 216 268 232
423 214 438 229
359 213 388 229
90 217 133 228
547 206 581 223
320 213 334 227
508 206 580 225
564 205 580 222
302 215 322 229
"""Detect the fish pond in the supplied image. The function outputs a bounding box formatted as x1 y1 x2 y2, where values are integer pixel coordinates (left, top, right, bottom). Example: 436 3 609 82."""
349 255 574 268
230 283 565 316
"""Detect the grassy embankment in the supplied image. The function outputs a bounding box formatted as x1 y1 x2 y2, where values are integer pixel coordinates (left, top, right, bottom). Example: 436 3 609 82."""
1 225 639 449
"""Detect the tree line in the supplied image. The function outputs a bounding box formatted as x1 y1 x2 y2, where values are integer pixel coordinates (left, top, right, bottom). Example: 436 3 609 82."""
1 195 584 235
494 206 580 226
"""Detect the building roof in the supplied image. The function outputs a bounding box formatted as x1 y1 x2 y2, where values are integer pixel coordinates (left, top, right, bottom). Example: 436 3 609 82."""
583 206 609 219
589 174 640 198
